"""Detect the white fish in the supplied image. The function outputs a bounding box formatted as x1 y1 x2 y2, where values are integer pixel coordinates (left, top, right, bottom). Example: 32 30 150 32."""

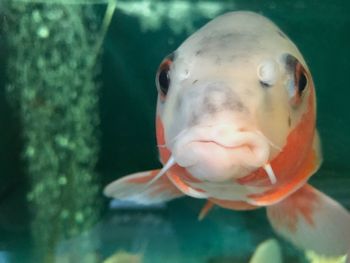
104 11 350 256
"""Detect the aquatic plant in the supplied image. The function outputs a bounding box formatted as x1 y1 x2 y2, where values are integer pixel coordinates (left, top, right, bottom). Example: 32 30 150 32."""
4 0 115 261
115 0 234 34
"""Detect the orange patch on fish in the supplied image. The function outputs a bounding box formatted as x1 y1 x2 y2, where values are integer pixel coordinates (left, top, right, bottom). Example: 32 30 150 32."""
210 198 258 210
236 87 318 205
156 115 170 162
248 147 318 205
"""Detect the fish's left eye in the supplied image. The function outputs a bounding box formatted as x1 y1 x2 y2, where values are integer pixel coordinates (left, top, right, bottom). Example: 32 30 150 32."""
285 54 309 107
156 53 174 100
296 62 307 96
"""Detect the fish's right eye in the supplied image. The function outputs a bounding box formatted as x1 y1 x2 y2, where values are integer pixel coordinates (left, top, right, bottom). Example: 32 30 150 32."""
156 53 174 100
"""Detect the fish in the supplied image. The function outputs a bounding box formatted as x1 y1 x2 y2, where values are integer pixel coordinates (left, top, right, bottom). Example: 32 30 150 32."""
249 239 282 263
104 11 350 256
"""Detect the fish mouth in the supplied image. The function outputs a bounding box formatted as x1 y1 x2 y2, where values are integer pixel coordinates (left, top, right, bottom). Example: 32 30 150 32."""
170 126 271 182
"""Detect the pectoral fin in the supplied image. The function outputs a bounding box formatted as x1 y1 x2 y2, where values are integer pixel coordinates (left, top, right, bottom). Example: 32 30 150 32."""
104 169 184 204
267 184 350 256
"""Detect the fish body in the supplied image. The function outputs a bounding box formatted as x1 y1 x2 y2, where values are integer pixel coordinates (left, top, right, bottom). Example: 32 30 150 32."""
105 12 350 256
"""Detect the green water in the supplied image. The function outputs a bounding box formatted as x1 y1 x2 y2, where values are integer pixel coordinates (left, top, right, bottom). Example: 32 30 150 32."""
0 1 349 262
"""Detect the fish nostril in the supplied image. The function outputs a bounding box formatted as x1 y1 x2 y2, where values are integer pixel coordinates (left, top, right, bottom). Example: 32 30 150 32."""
206 102 219 114
198 82 247 114
213 125 247 138
237 127 247 132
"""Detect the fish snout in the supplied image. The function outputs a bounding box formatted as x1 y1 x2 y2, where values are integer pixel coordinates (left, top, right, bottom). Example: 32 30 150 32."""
171 125 270 182
176 81 248 127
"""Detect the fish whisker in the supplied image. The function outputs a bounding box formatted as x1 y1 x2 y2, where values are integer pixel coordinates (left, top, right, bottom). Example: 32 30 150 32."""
254 130 282 151
145 156 176 187
263 163 277 184
167 128 188 148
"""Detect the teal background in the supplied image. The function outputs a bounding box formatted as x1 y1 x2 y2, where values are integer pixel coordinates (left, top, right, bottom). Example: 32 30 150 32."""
0 1 349 262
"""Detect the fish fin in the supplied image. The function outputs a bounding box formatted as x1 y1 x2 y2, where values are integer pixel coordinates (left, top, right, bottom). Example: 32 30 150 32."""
198 201 215 221
210 198 258 211
267 184 350 256
104 170 184 205
249 239 282 263
198 198 258 220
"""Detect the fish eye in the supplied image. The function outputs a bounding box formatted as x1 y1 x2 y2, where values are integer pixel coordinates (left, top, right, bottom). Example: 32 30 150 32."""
296 62 307 96
156 53 174 100
284 54 309 107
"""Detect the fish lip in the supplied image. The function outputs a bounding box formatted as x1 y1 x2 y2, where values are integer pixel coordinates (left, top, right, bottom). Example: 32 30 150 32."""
172 139 263 182
172 139 252 168
171 130 271 172
166 124 245 148
196 139 247 149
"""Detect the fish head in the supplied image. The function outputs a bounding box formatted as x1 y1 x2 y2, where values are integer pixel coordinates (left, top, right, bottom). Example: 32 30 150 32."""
155 12 315 183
